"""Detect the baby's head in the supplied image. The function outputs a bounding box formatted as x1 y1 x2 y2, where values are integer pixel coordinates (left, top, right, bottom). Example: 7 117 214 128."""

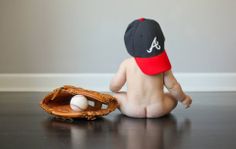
124 18 171 75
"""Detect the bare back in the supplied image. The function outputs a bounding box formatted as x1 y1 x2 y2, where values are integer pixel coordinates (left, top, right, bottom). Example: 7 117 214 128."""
126 58 165 106
110 58 190 118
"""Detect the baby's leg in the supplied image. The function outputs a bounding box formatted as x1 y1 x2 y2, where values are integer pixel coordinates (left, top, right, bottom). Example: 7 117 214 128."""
112 92 146 118
147 93 178 118
112 92 129 115
112 91 127 108
163 93 178 114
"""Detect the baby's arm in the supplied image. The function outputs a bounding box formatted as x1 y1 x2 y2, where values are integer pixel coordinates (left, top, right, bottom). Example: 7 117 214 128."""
164 70 192 108
109 61 126 92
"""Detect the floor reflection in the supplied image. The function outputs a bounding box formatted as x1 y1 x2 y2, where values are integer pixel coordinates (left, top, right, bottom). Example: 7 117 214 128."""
42 114 191 149
42 117 114 149
113 115 191 149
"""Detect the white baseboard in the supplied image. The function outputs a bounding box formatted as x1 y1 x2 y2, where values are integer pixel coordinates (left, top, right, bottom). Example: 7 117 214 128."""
0 73 236 92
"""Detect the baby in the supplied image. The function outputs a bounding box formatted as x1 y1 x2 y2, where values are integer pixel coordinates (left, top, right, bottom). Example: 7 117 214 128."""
110 18 192 118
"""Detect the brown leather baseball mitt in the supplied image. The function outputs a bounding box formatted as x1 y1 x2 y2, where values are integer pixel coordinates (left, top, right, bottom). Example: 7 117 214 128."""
40 85 118 120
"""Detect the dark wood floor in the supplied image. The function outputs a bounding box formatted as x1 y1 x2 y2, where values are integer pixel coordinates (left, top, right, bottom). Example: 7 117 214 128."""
0 92 236 149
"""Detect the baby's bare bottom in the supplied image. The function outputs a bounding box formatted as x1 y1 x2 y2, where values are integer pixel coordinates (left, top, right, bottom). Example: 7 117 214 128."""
113 92 178 118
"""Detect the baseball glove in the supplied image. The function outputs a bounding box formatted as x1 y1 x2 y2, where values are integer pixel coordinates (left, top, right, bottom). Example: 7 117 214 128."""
40 85 118 120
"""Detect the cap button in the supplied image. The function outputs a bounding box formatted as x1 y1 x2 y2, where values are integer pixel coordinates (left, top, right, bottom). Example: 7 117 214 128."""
138 18 145 22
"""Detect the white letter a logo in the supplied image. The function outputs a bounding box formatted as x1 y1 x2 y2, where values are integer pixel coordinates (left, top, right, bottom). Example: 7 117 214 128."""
146 37 161 53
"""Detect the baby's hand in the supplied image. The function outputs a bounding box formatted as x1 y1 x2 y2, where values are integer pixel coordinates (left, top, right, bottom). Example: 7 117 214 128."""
181 95 192 109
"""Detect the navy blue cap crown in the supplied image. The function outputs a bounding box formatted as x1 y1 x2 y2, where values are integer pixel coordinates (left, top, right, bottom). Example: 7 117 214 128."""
124 18 165 58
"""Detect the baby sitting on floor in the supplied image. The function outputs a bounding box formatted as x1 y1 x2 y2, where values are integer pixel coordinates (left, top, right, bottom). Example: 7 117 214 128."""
110 18 192 118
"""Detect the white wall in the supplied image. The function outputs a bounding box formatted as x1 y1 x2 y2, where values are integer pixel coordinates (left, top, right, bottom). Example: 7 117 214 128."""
0 0 236 73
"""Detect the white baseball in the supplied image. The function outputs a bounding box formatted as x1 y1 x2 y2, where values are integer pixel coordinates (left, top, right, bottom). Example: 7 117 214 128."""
70 95 88 112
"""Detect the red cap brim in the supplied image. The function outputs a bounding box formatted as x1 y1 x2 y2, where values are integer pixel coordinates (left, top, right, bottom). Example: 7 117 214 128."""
135 50 171 75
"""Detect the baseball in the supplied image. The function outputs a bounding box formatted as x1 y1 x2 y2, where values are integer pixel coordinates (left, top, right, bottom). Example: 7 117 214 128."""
70 95 88 112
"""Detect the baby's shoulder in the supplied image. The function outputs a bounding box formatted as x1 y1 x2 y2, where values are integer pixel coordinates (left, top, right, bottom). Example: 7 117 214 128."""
120 58 138 73
122 58 135 65
120 58 135 69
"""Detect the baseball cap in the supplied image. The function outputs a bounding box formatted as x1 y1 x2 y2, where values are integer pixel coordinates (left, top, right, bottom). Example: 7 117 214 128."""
124 18 171 75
